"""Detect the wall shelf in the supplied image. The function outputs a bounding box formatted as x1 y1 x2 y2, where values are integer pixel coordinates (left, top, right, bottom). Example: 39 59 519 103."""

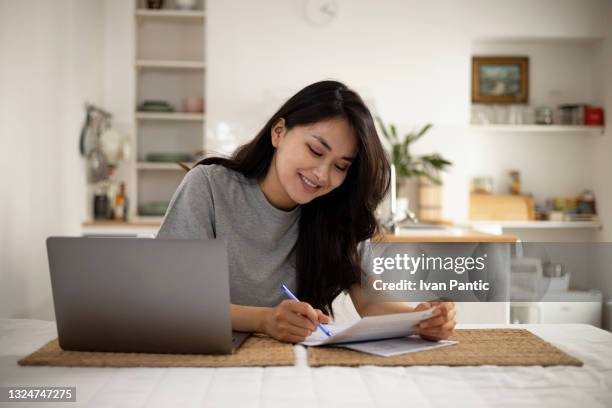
136 162 193 171
458 220 602 229
470 125 604 134
135 59 205 69
136 112 205 121
135 9 205 20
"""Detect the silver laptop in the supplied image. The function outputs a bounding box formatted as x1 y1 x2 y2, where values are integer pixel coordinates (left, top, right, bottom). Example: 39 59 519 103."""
46 237 249 354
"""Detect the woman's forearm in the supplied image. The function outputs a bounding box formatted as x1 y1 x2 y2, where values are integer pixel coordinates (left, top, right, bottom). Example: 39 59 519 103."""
230 304 271 333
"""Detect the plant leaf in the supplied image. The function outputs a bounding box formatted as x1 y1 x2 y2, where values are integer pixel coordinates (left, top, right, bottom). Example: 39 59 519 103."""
375 116 392 144
390 124 398 143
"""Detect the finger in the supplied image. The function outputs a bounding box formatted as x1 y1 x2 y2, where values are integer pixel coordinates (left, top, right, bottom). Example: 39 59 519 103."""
286 311 317 331
289 301 319 325
315 309 331 324
286 324 312 338
420 320 456 339
414 302 431 311
417 315 446 330
278 322 312 338
442 319 456 332
279 333 308 343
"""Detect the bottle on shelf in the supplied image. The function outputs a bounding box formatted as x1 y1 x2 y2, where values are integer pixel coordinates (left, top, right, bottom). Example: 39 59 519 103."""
509 170 521 195
114 182 129 222
93 179 111 220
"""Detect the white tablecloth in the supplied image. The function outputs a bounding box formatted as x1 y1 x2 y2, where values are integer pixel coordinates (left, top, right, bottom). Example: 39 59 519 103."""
1 319 611 407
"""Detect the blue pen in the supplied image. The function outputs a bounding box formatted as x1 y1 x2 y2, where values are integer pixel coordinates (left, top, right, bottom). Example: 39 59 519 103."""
280 283 333 337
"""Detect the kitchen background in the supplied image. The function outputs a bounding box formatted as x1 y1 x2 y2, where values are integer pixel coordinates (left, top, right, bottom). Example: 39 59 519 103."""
1 0 611 327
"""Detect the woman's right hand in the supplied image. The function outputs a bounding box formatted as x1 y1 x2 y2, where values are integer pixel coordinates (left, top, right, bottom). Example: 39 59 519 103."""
261 300 331 343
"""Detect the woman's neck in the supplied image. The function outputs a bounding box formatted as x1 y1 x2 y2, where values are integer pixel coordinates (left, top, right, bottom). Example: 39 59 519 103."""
259 157 298 211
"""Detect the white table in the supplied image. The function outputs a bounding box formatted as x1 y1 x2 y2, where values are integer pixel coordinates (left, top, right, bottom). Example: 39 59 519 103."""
1 319 611 407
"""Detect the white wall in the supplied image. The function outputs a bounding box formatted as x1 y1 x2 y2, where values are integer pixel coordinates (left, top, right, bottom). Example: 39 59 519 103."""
205 0 611 223
0 0 105 319
1 0 610 320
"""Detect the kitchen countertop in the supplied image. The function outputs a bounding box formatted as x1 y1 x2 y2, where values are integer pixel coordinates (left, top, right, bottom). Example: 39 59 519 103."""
82 220 517 241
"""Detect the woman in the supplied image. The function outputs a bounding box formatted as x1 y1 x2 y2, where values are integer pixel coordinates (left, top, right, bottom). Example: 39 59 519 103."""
157 80 456 343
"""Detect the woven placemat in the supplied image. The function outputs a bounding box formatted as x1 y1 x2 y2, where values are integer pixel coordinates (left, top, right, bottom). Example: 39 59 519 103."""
308 329 582 367
18 335 294 368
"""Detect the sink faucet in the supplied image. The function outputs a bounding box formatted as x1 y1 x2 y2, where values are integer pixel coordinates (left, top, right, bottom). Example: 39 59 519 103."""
381 164 419 234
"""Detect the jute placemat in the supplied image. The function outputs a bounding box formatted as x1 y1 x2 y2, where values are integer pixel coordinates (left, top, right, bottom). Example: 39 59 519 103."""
308 329 582 367
18 335 294 368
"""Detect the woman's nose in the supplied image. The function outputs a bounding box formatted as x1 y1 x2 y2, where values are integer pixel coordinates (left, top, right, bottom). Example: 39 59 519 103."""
313 165 330 186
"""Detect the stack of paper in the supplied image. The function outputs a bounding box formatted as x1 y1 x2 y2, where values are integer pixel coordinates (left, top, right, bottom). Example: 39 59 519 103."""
301 309 458 357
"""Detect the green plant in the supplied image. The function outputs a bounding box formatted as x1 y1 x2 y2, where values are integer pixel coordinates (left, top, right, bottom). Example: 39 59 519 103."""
375 116 452 185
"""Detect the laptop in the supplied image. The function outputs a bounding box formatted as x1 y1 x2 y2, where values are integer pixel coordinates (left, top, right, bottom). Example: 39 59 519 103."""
46 237 249 354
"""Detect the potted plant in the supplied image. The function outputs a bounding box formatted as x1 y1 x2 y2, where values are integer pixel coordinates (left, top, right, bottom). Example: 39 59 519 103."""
375 116 453 222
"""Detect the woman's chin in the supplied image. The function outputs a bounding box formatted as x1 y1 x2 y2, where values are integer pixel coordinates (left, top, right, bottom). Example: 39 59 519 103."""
288 190 318 205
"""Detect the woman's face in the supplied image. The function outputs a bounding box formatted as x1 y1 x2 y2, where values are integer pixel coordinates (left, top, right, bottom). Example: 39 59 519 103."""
271 117 358 206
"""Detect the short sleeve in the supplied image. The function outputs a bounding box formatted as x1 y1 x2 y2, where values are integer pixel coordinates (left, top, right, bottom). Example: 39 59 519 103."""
156 166 215 239
357 239 373 278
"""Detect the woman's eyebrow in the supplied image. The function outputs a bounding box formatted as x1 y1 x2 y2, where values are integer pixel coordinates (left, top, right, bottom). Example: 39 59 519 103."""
311 135 355 162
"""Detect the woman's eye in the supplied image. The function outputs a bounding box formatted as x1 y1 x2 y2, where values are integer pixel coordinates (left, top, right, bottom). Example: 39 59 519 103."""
335 164 348 172
307 145 323 157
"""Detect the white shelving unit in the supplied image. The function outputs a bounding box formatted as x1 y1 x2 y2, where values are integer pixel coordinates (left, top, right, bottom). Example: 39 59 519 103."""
132 0 206 218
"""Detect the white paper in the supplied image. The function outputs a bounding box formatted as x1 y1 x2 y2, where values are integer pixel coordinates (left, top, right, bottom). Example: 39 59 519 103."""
337 336 459 357
301 309 435 346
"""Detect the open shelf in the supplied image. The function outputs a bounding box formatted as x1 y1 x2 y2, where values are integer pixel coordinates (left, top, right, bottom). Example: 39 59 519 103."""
135 9 205 19
470 125 604 134
458 220 602 229
137 162 193 171
136 112 204 121
135 59 205 69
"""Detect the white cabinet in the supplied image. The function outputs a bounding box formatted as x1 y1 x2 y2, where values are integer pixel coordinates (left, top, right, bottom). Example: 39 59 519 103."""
511 291 603 327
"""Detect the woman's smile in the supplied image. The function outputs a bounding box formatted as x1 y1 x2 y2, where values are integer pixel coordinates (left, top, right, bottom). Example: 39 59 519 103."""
298 172 321 193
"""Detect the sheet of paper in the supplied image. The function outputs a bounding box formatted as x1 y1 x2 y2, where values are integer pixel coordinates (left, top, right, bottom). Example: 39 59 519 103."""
301 309 435 346
337 336 459 357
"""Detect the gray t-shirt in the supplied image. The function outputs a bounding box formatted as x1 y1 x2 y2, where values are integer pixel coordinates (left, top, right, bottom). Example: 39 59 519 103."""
156 164 300 307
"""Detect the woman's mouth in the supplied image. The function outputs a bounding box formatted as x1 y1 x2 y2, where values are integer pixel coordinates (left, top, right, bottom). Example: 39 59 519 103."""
298 173 320 193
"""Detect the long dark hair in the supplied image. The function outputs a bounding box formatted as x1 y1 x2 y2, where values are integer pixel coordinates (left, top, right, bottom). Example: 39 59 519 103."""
196 80 390 315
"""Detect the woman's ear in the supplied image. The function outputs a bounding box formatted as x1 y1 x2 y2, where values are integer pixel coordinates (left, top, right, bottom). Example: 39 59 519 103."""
270 118 286 148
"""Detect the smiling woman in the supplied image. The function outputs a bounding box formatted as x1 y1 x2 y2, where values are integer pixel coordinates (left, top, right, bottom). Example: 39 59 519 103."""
156 80 457 343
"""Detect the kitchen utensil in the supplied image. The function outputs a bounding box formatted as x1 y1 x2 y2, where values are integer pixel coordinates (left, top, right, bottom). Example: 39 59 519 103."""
100 129 124 166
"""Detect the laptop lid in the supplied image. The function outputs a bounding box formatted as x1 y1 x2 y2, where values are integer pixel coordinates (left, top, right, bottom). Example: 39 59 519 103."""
46 237 234 354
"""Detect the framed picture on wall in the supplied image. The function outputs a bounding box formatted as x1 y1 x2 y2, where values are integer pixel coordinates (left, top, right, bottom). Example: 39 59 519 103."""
472 56 529 103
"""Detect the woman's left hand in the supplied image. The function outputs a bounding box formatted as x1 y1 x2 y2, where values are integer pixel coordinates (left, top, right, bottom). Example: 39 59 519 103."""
414 301 456 341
